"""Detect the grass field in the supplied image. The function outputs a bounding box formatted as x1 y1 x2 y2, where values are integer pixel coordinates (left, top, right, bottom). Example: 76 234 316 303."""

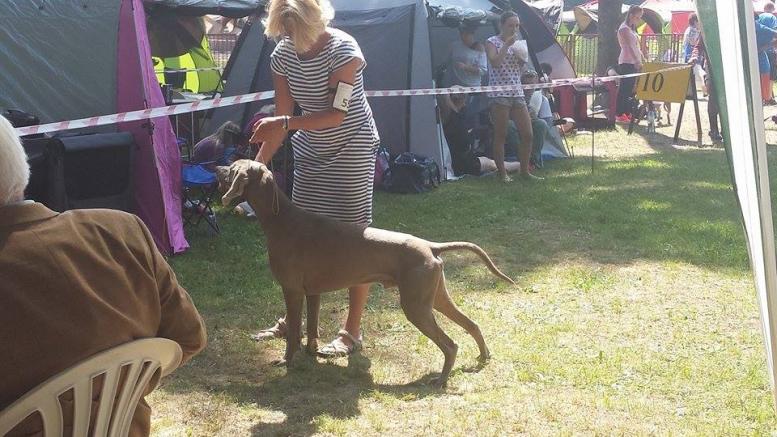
149 100 777 435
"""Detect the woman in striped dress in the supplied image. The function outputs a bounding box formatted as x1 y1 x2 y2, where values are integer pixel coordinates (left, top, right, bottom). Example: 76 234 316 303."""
249 0 379 357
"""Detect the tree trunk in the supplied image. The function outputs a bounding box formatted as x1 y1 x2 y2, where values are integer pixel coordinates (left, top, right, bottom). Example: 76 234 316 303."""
596 0 624 76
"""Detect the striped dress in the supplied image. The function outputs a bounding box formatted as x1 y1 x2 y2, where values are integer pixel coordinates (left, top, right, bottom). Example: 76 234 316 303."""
270 28 380 225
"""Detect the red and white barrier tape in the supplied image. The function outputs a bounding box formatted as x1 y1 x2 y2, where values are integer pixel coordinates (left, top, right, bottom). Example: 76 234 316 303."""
14 65 689 136
159 66 224 73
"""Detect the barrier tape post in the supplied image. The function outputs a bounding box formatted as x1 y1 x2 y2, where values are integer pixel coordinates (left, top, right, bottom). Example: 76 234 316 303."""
13 65 691 137
591 72 596 174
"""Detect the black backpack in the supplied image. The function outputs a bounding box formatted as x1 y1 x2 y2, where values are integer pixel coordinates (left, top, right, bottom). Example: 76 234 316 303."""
383 152 441 194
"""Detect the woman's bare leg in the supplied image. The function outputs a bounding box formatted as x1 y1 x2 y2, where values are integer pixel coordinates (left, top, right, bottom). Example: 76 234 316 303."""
490 104 510 180
510 104 534 176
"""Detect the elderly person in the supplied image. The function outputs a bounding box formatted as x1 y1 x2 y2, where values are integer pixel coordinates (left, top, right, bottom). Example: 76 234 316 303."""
615 5 646 122
0 116 207 436
249 0 380 357
485 10 541 183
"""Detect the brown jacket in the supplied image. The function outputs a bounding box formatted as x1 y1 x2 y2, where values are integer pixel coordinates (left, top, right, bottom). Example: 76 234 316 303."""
0 202 207 436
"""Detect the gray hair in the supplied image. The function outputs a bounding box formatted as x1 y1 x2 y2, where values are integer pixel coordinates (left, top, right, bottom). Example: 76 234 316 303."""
0 116 29 206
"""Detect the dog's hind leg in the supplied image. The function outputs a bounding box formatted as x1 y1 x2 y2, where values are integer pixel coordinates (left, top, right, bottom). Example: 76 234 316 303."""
399 265 458 387
433 271 490 362
305 294 321 354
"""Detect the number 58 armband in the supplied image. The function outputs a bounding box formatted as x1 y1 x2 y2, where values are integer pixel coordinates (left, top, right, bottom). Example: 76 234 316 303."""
332 81 355 112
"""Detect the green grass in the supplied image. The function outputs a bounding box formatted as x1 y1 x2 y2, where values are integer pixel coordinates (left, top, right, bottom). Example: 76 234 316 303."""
149 104 777 435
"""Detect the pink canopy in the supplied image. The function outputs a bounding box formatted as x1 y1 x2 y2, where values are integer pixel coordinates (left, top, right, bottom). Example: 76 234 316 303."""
117 0 188 254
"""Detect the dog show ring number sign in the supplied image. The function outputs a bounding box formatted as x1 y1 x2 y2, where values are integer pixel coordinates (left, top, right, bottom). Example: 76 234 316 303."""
635 62 692 104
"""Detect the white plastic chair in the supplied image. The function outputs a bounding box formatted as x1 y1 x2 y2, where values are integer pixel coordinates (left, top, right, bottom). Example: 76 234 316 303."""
0 338 182 437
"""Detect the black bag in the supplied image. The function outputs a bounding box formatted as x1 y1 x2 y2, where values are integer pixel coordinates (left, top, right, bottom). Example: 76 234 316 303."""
383 152 441 194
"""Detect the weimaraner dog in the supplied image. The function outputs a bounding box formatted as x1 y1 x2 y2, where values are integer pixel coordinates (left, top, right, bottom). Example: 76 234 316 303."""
217 160 514 386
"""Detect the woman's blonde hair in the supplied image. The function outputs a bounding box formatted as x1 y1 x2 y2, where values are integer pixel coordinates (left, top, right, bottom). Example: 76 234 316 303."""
0 116 30 206
264 0 335 53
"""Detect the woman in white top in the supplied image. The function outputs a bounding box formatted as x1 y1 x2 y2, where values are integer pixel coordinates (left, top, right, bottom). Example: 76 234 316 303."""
485 11 541 182
615 5 645 121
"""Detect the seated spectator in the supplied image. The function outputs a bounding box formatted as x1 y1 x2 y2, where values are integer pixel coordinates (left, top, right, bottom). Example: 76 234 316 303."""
0 116 207 437
191 120 245 166
528 67 570 158
520 70 549 168
440 91 521 177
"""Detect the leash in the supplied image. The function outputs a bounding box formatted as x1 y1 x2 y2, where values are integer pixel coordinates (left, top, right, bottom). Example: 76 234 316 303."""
268 158 280 216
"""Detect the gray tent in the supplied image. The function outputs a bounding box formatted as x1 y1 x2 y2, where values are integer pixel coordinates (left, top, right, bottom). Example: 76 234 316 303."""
205 0 576 175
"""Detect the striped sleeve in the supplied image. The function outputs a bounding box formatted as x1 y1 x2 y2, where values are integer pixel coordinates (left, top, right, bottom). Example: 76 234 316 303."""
270 41 287 76
331 37 365 73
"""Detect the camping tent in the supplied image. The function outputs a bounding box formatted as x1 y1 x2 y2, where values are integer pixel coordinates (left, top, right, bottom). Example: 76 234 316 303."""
640 0 696 34
149 14 223 93
204 0 575 174
0 0 188 254
0 0 264 254
569 3 666 34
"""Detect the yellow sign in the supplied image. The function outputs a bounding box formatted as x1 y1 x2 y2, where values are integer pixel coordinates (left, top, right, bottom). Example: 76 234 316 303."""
635 62 692 104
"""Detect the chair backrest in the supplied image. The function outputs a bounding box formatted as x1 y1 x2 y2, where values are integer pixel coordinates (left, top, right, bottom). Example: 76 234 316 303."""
0 338 182 437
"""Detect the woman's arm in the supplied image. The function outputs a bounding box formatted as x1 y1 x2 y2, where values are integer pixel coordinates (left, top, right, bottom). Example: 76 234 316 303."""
253 58 361 162
486 36 515 68
254 72 294 163
476 50 488 76
288 57 360 130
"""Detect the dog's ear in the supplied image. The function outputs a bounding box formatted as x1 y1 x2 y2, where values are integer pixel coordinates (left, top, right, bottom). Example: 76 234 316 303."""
221 164 249 206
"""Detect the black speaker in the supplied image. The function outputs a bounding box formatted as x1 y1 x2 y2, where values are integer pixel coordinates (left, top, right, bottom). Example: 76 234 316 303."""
25 133 135 212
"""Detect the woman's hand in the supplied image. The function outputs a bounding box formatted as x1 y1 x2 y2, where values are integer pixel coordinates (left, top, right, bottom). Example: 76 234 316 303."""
250 116 286 145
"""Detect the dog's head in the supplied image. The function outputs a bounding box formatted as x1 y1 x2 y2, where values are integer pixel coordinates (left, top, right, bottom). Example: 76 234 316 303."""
216 159 274 207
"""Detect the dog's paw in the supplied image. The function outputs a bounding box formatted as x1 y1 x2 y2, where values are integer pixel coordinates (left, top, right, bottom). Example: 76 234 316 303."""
428 377 448 389
305 339 319 355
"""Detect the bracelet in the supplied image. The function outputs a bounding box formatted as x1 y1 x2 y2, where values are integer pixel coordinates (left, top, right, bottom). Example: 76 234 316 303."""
281 115 289 131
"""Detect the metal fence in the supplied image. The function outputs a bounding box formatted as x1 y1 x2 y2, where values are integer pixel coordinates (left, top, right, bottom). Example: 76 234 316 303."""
557 33 685 75
206 33 239 68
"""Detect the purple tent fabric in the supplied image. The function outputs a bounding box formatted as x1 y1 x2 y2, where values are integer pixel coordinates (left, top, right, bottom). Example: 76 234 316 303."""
117 0 189 254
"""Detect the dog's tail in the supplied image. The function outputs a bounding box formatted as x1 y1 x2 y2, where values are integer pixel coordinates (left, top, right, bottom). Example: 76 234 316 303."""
431 242 515 285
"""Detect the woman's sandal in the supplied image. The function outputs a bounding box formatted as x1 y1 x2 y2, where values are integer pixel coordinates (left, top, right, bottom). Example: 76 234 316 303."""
250 318 287 342
316 329 363 358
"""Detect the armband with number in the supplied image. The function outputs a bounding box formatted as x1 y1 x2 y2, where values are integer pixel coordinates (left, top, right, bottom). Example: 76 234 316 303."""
332 81 354 112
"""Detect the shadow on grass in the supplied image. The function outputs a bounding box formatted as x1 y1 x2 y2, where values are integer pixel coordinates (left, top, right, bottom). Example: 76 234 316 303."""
161 347 450 436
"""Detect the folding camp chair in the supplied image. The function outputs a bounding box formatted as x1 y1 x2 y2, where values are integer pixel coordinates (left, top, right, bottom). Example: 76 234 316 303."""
181 162 220 235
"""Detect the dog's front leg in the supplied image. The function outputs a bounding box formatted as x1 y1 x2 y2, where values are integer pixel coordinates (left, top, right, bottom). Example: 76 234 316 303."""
305 294 321 354
279 289 304 366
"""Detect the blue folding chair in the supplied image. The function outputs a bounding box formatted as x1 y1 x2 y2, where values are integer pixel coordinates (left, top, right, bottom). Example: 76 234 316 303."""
181 161 220 235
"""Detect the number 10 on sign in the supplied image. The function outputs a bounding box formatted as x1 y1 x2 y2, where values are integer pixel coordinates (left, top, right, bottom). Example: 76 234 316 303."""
635 62 693 104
